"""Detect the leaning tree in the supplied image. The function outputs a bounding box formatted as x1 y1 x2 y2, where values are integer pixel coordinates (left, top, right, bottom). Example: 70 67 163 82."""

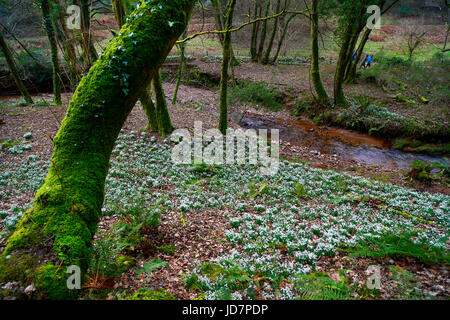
0 0 195 299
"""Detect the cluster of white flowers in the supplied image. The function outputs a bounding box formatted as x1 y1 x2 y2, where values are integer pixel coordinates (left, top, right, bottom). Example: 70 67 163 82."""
0 131 448 299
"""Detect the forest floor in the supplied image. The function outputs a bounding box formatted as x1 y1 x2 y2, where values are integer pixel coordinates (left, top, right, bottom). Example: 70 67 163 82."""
0 78 449 300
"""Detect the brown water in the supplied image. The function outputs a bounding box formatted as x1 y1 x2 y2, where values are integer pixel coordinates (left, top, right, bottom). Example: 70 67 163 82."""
231 112 449 170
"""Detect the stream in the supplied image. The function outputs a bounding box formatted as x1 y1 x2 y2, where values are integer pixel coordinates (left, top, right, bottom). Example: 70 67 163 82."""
228 111 449 170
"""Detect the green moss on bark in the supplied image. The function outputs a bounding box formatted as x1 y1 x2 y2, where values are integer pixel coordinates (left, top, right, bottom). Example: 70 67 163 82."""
141 88 159 132
152 70 174 136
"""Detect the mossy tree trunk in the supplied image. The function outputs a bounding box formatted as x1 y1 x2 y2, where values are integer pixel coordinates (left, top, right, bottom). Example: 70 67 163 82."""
345 27 371 83
342 30 361 83
310 0 329 104
41 0 62 105
344 0 396 83
218 0 236 135
141 88 159 132
0 30 33 104
0 0 194 300
333 24 352 106
152 70 174 136
333 1 367 106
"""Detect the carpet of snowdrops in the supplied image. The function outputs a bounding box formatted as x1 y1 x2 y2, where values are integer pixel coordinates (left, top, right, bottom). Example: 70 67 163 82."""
0 130 449 299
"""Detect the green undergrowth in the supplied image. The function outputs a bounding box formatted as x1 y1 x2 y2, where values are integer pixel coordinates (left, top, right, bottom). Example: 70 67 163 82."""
341 232 450 265
121 288 175 300
89 197 165 279
393 139 450 156
161 65 220 88
229 80 284 111
294 272 354 300
407 160 449 184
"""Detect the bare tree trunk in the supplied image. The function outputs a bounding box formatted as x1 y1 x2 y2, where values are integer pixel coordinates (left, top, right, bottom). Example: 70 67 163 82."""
218 0 237 135
0 0 194 300
272 13 295 64
262 0 281 64
257 1 270 62
54 0 80 87
0 30 33 104
211 0 239 66
79 0 98 68
172 28 188 104
250 1 260 61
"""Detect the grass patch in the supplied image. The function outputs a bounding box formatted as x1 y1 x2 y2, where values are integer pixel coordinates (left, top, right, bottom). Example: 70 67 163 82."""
229 80 284 111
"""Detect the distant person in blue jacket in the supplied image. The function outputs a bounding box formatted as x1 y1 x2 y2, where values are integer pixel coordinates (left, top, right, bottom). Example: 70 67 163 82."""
366 54 373 68
360 54 369 69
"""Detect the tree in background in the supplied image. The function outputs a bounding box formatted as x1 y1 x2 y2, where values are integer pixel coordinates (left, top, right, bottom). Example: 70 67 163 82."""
153 70 174 136
40 0 62 105
218 0 237 134
261 0 281 64
333 0 376 105
250 0 296 65
310 0 329 104
79 0 98 67
211 0 239 66
344 0 400 84
172 28 188 104
0 0 195 299
0 29 33 104
402 19 427 60
53 0 81 87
